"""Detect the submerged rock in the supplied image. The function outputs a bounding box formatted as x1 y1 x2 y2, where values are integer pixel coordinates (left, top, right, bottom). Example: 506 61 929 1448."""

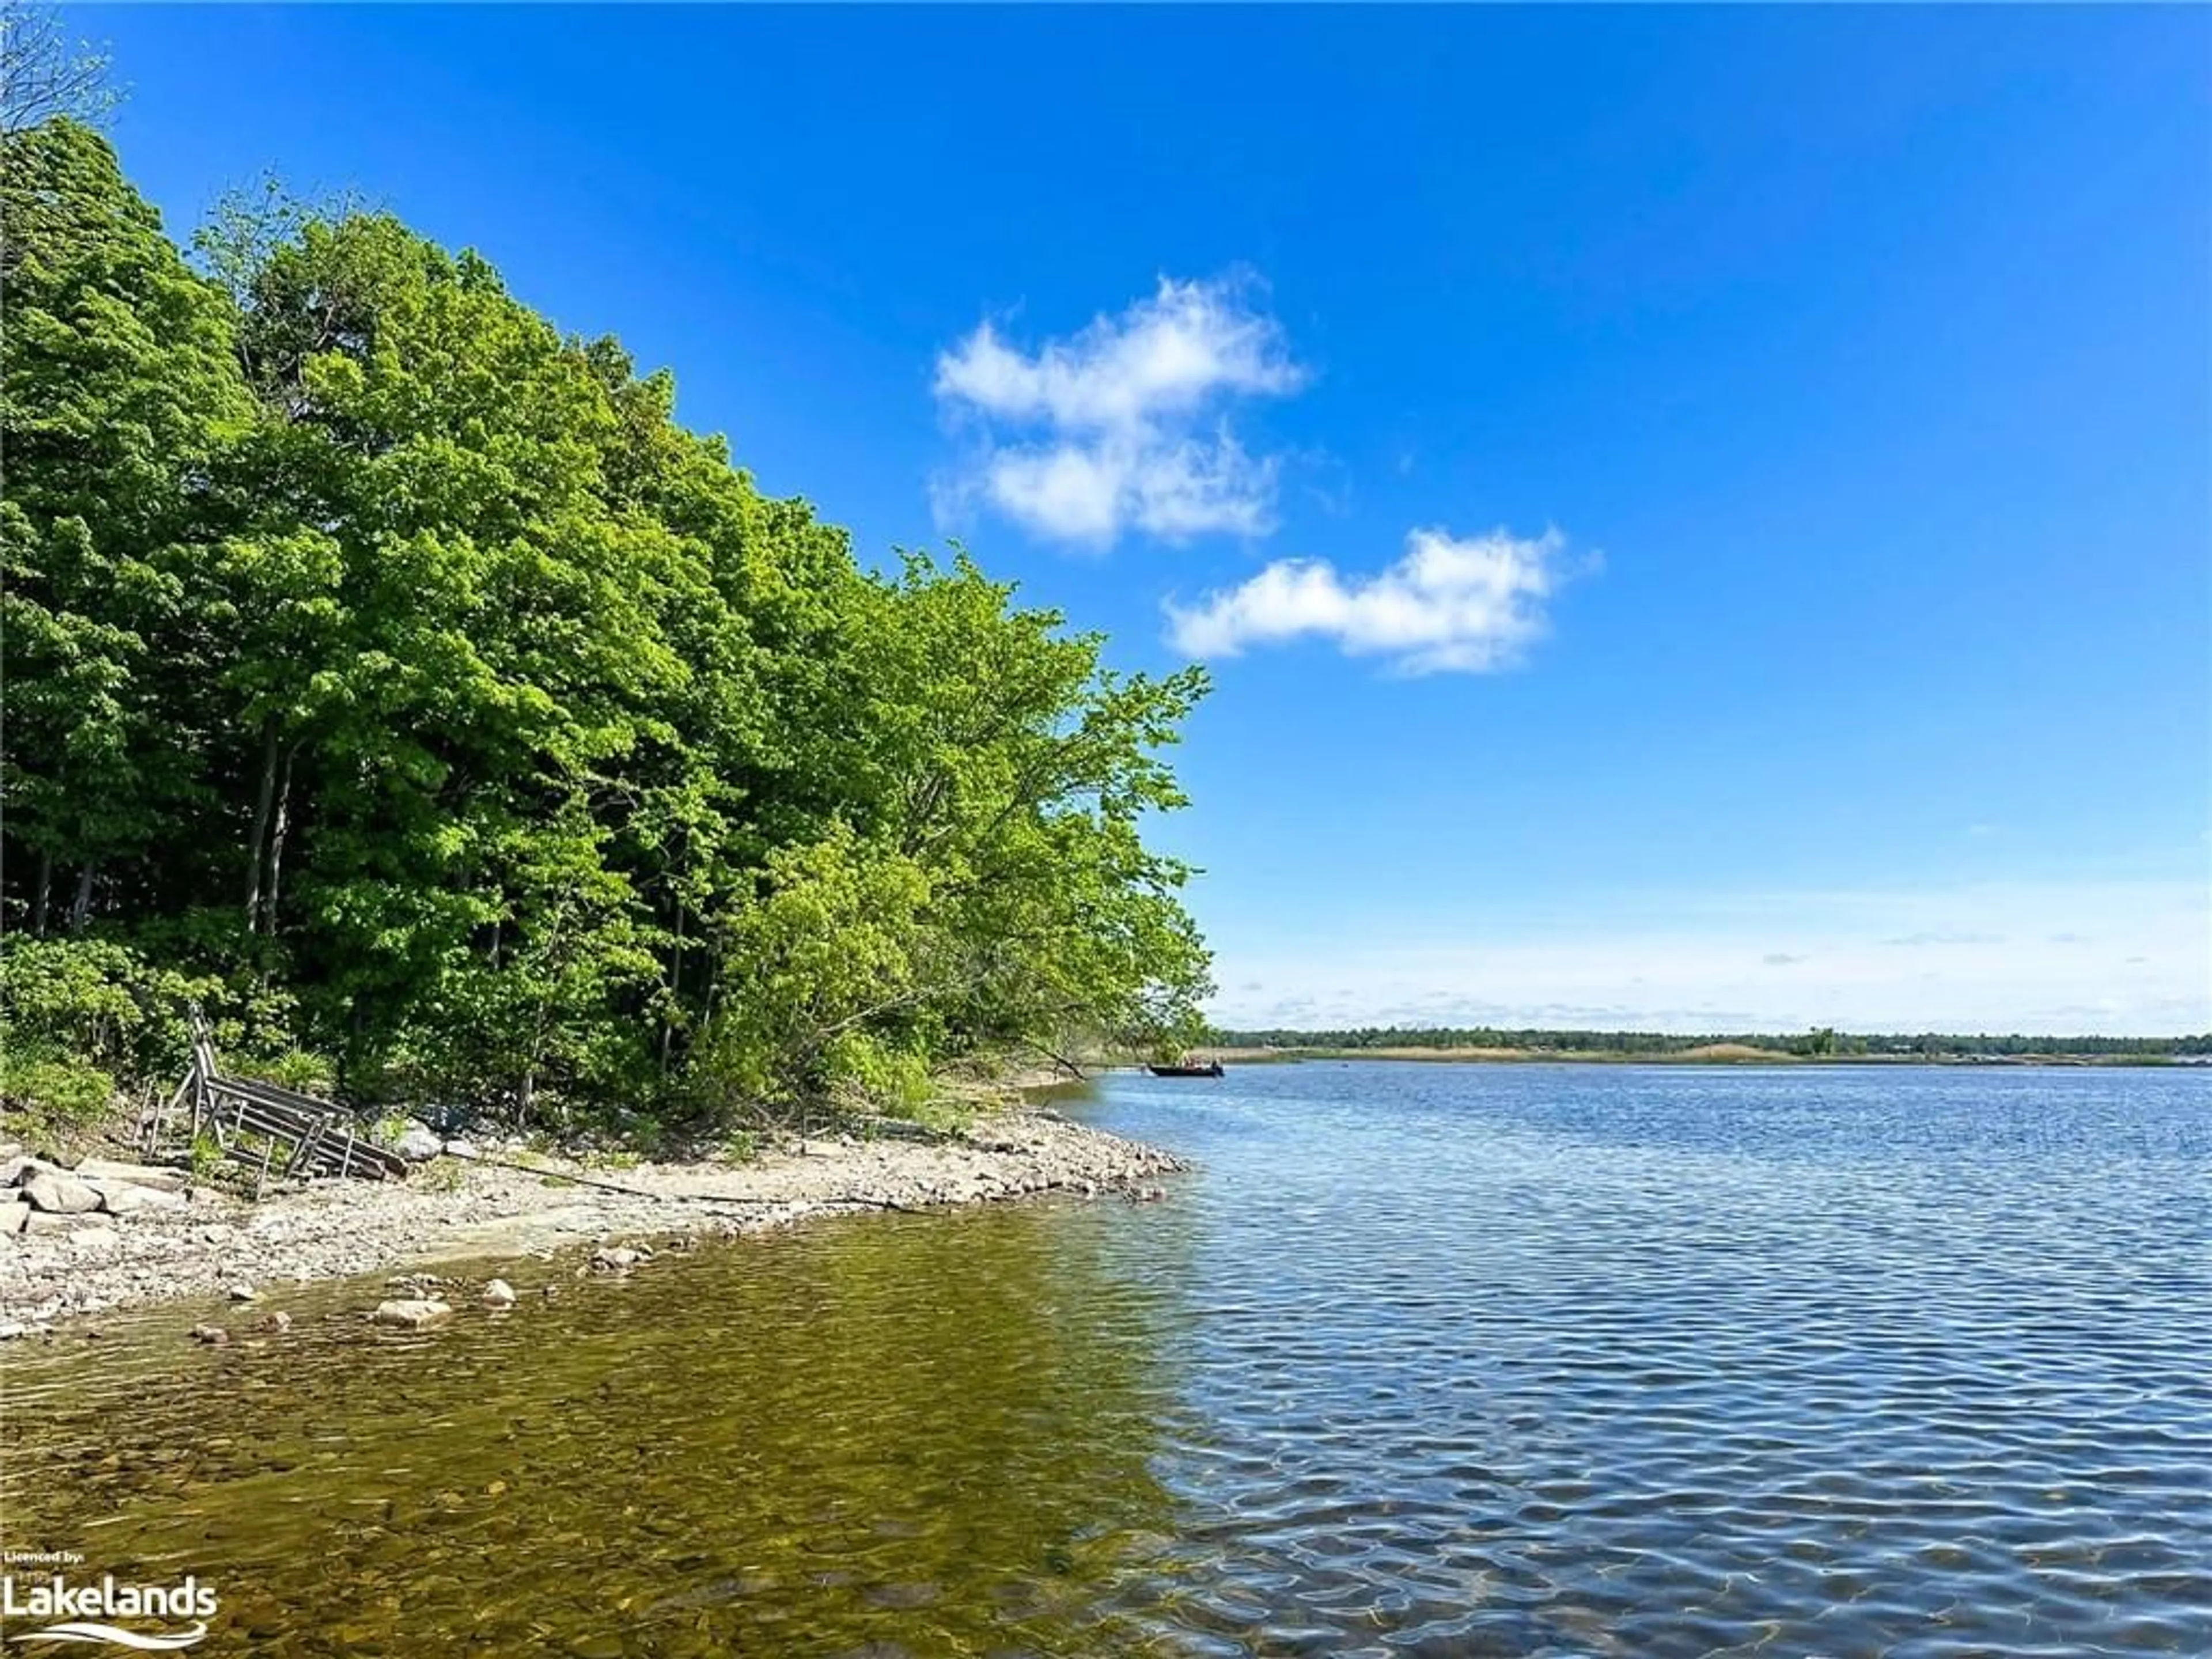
372 1298 454 1330
481 1278 517 1308
189 1324 229 1346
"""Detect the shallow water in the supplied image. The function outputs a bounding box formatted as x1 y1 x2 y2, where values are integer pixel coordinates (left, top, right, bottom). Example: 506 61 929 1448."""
3 1063 2209 1657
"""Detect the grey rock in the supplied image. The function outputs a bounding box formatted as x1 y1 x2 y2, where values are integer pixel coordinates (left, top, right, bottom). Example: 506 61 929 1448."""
92 1181 186 1216
189 1324 229 1346
370 1298 453 1330
22 1209 98 1236
0 1201 30 1236
75 1159 190 1192
20 1171 100 1215
442 1138 479 1161
394 1126 443 1162
590 1245 646 1272
0 1321 26 1340
481 1277 517 1307
226 1283 257 1302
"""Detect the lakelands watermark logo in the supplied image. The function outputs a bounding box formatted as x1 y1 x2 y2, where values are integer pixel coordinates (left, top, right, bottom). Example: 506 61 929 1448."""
1 1554 215 1650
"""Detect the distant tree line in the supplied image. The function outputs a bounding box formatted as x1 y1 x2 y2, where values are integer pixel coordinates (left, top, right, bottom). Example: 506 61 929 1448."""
1209 1027 2212 1059
1 99 1212 1141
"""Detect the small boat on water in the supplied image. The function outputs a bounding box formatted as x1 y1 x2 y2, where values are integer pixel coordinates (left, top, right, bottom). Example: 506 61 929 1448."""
1146 1060 1225 1078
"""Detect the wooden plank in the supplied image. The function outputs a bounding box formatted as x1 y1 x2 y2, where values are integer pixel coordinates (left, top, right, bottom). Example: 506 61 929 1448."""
286 1117 325 1179
220 1075 340 1115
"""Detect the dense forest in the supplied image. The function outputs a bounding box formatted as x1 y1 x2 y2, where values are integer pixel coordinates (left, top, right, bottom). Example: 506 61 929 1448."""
1211 1027 2212 1059
0 106 1213 1141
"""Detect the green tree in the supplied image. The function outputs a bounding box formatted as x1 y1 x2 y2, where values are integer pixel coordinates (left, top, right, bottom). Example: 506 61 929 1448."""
1 119 254 935
3 124 1215 1138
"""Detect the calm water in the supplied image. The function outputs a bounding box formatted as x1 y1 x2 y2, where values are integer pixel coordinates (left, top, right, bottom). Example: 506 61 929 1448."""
3 1063 2208 1657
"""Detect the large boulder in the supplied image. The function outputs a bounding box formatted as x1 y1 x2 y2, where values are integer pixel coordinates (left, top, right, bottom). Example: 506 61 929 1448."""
371 1299 453 1330
90 1180 186 1216
20 1170 101 1215
393 1126 443 1163
75 1159 190 1192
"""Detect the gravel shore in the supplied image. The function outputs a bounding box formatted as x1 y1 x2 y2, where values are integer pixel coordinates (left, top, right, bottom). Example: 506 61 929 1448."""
0 1107 1184 1335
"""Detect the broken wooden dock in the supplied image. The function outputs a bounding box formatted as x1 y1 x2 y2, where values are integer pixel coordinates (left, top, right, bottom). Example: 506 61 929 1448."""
140 1009 408 1187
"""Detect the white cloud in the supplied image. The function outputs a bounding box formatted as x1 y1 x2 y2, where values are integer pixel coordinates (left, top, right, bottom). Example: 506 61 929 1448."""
933 275 1305 546
1165 525 1575 673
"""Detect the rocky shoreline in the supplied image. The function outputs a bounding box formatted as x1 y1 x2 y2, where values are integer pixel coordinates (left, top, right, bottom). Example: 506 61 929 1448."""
0 1106 1184 1338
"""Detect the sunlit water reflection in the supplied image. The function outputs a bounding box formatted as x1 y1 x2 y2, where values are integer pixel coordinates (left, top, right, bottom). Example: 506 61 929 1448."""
3 1063 2207 1656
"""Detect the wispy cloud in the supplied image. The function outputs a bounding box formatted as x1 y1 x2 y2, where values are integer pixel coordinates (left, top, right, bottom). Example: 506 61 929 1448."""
1165 525 1581 673
932 274 1306 546
1204 877 2211 1035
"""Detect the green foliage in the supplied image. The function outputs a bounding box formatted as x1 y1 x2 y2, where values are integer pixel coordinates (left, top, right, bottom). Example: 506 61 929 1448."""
0 1043 114 1139
0 937 218 1077
0 117 1213 1142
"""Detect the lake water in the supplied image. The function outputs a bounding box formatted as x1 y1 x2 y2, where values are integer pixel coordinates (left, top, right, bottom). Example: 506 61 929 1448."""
3 1062 2208 1657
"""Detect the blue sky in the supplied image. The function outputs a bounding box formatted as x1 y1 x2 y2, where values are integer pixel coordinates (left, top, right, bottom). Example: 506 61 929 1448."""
88 6 2209 1033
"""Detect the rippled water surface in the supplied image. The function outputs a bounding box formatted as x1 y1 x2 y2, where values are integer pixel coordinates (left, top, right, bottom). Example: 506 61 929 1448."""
4 1063 2209 1657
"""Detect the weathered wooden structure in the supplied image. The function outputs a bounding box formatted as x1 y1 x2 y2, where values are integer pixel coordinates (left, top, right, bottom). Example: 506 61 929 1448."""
140 1008 408 1187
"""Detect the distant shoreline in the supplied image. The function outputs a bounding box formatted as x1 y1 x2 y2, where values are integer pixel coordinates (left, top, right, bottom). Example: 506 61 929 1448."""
1194 1046 2196 1070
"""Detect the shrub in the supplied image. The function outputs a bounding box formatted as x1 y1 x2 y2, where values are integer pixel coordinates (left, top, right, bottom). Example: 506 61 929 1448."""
0 1044 116 1138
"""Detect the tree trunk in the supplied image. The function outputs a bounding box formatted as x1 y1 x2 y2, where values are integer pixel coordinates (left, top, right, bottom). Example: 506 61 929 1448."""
661 904 685 1077
29 849 51 937
67 861 95 932
262 745 296 936
245 721 278 929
